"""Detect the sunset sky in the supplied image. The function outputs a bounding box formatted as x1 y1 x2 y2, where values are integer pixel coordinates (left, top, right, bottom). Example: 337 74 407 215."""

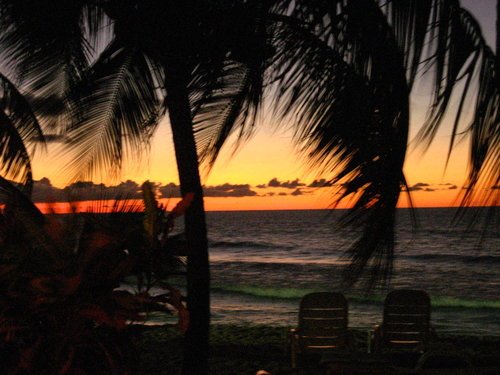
30 0 497 211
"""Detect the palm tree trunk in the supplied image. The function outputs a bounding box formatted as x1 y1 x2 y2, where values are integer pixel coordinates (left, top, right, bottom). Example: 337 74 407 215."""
164 65 210 375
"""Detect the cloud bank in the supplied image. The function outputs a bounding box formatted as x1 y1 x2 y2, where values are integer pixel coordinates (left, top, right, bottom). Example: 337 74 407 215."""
25 176 462 203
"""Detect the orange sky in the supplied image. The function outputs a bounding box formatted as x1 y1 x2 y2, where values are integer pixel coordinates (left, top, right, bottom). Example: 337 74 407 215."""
32 113 484 211
30 1 496 211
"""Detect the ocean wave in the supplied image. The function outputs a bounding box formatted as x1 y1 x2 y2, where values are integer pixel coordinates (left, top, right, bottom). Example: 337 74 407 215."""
211 285 321 299
402 253 500 264
211 285 500 310
430 296 500 310
210 254 348 266
209 239 294 250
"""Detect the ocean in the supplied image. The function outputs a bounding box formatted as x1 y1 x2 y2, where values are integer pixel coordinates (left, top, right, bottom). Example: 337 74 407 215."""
163 208 499 337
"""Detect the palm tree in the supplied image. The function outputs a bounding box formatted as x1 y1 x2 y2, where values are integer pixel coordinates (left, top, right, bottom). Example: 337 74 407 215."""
0 1 498 374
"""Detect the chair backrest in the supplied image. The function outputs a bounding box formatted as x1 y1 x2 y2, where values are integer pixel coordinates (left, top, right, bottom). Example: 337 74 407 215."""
382 289 431 351
298 292 348 352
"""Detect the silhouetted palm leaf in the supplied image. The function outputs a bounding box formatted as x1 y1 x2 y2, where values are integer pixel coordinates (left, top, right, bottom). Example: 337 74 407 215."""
268 0 411 284
0 0 108 132
188 2 270 169
63 41 161 181
0 72 44 190
191 60 264 168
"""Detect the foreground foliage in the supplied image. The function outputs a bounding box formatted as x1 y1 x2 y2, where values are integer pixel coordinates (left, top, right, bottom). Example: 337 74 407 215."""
0 184 190 374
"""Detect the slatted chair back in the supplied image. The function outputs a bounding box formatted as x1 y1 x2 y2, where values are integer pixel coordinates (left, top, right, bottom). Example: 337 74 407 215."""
381 289 431 351
298 292 348 353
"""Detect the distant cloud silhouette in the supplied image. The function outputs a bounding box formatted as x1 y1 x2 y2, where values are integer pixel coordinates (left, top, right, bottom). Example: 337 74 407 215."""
30 179 260 202
267 178 305 189
204 184 257 197
308 179 333 188
159 182 258 197
406 182 458 192
158 182 181 198
27 176 459 203
31 179 143 202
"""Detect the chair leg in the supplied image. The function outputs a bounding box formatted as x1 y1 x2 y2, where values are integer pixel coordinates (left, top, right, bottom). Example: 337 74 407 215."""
288 329 299 370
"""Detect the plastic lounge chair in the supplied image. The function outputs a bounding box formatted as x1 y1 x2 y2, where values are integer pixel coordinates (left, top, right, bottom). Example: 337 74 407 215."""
372 290 432 355
289 292 350 369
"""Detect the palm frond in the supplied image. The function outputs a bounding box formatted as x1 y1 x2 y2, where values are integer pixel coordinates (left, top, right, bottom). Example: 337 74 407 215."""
270 0 411 285
0 72 45 190
383 0 433 89
191 60 264 169
62 41 161 182
0 0 89 87
459 49 499 208
0 0 105 134
188 1 270 170
401 0 499 207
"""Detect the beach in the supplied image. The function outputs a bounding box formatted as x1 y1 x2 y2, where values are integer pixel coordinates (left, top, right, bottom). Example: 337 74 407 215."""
136 324 500 374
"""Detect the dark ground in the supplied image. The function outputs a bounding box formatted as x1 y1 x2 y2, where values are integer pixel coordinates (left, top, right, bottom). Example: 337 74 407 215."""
135 325 500 375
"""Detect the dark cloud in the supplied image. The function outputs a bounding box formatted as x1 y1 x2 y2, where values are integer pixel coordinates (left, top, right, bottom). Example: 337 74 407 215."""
158 183 181 198
308 179 333 188
267 178 305 189
31 178 63 202
31 179 144 202
29 176 368 202
159 182 258 198
406 182 460 192
407 185 423 192
203 183 257 197
414 182 430 187
31 179 260 202
268 178 281 187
